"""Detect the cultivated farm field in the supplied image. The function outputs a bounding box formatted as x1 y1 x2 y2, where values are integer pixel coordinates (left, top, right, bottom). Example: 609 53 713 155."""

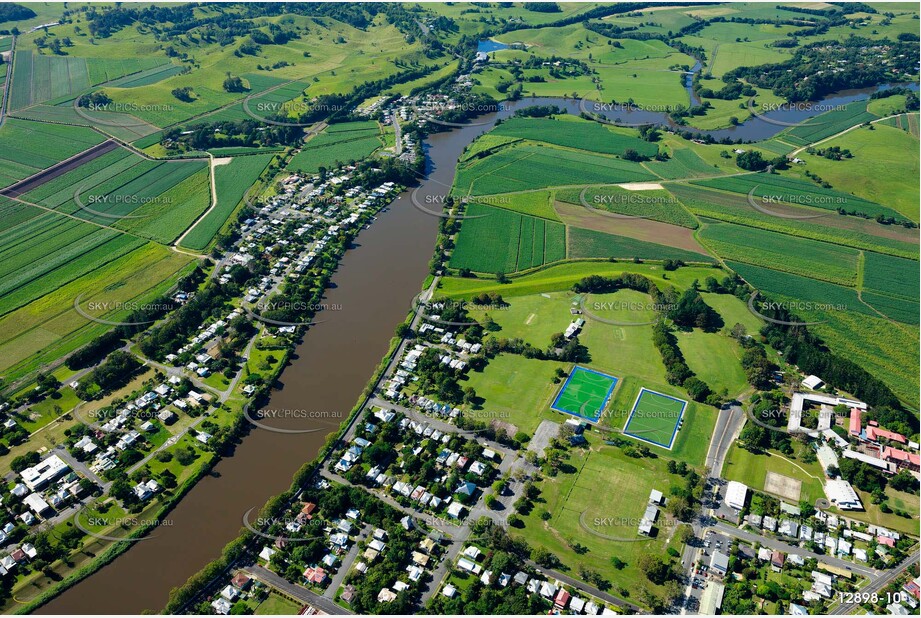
490 116 658 158
698 220 861 285
179 154 274 251
0 119 105 188
452 144 657 196
448 203 566 274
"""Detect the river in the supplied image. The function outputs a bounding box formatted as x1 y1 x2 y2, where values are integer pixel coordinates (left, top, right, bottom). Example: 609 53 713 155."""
34 77 913 611
37 98 538 614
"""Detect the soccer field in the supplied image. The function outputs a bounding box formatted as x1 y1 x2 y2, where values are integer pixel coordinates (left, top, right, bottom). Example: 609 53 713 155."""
550 366 618 421
623 388 687 450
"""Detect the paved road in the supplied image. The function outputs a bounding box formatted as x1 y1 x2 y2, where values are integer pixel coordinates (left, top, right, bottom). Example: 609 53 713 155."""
712 521 879 578
830 549 920 614
681 403 745 613
54 447 110 489
243 564 349 615
705 404 745 476
323 523 368 599
526 559 642 613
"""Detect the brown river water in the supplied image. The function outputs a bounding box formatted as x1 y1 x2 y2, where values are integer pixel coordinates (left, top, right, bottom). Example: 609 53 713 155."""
36 99 532 613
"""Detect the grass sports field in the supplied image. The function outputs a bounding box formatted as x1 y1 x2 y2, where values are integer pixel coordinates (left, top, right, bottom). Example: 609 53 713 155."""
623 388 687 450
550 366 618 421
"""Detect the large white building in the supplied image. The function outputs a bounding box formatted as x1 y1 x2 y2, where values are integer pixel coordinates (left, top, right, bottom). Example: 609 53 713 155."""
20 454 69 492
725 481 749 510
824 479 863 510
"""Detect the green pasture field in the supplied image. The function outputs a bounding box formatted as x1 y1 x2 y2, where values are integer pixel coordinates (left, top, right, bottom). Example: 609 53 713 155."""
644 147 720 180
427 3 606 37
452 143 657 196
438 261 722 300
51 14 438 127
867 94 909 117
179 154 274 251
459 134 522 163
781 100 878 146
729 261 919 406
676 327 751 397
667 183 918 259
449 203 566 274
567 227 711 262
690 87 787 130
593 60 692 109
512 442 682 603
622 388 686 450
0 118 105 188
788 123 919 221
555 185 699 228
10 103 160 142
700 291 764 335
100 61 183 87
698 220 860 285
691 173 906 223
0 37 11 53
254 592 303 615
288 130 381 173
550 366 618 421
190 74 297 125
490 116 658 158
706 41 794 78
464 291 583 351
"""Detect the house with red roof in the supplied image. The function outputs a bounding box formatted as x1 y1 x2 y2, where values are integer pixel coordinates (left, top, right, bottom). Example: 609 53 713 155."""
553 588 571 609
303 566 327 584
877 536 896 548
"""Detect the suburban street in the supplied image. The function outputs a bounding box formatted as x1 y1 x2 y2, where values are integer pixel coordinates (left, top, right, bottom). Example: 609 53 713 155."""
242 564 349 615
830 549 920 615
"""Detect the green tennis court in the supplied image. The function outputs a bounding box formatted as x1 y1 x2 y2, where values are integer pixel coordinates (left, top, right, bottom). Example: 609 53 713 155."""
623 388 687 449
550 366 618 421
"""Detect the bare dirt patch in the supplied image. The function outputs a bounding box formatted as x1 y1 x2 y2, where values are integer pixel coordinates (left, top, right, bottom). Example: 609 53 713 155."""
764 470 802 502
554 200 710 255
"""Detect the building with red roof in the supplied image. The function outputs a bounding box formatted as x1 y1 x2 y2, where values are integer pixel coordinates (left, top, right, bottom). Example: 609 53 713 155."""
880 446 921 472
877 536 896 548
553 589 571 609
866 426 907 444
302 566 327 584
848 408 862 436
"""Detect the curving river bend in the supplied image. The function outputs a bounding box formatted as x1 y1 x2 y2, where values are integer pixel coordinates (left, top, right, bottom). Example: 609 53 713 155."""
37 83 908 612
